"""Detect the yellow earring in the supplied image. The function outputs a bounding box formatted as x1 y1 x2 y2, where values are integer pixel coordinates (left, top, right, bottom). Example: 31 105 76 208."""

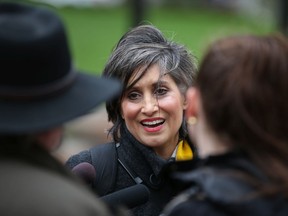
187 116 197 125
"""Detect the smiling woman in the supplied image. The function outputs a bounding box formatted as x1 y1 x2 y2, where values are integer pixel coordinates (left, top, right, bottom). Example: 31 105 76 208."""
121 64 187 159
65 24 197 216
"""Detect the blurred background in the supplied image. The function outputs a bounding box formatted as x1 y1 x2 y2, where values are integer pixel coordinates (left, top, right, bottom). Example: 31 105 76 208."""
31 0 284 73
24 0 286 161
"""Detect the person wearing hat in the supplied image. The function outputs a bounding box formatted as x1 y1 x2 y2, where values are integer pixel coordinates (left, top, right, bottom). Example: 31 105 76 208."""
0 2 125 216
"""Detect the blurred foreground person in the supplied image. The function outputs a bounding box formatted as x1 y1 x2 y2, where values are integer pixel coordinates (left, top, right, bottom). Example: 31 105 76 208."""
0 2 125 216
161 33 288 216
66 24 197 216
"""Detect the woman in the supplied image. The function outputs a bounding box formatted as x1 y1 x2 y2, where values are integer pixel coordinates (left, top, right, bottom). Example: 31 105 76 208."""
161 33 288 216
66 24 197 216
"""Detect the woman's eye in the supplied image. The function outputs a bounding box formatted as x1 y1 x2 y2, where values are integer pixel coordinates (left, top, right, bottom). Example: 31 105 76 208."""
155 88 168 96
127 92 141 100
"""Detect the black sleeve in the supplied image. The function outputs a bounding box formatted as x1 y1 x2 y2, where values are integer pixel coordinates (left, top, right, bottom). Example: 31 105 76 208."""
65 149 92 170
166 199 228 216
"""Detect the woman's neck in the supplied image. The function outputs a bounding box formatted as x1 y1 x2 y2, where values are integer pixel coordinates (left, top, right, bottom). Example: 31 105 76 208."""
153 136 179 160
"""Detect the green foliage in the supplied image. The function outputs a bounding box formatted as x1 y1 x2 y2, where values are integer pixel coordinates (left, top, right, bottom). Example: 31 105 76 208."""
54 5 275 75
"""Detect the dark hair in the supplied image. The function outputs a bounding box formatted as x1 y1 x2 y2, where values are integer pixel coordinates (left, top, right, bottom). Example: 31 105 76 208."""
197 33 288 195
103 25 197 142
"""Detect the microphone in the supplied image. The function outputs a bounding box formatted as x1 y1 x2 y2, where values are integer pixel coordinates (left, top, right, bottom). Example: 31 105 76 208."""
71 162 96 186
101 184 150 209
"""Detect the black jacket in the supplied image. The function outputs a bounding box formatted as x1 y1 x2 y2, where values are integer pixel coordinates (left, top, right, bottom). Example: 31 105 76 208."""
161 152 288 216
66 125 177 216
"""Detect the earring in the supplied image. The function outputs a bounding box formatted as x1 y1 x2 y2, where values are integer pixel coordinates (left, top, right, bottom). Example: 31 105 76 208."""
187 116 197 125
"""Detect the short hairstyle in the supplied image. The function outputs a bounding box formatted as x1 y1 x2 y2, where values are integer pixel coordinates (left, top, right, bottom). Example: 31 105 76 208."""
103 25 197 142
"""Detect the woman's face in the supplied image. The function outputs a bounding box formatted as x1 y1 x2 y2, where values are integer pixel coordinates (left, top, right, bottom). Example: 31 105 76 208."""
121 64 187 157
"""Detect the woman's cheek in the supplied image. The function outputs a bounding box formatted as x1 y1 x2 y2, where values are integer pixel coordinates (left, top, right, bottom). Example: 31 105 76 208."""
121 100 140 120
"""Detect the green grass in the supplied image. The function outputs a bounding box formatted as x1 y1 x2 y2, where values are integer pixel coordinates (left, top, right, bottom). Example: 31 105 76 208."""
56 7 129 74
148 7 274 61
53 5 275 75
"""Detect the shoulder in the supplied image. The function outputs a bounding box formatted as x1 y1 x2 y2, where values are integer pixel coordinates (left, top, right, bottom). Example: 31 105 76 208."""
163 162 288 216
65 142 116 170
65 148 92 169
0 161 114 216
162 195 227 216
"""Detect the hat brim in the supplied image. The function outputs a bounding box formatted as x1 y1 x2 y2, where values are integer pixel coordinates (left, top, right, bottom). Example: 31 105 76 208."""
0 72 121 134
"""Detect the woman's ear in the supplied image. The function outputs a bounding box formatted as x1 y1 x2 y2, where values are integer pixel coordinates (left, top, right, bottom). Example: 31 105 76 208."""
182 95 188 110
185 87 199 120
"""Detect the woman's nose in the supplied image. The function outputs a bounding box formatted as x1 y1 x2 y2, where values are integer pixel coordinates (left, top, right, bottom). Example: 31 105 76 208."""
141 95 158 115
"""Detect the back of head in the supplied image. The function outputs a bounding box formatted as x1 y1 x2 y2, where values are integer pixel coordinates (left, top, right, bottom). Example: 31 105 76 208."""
197 33 288 192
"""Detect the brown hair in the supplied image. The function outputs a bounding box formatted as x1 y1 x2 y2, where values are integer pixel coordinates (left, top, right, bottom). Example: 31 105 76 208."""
197 33 288 195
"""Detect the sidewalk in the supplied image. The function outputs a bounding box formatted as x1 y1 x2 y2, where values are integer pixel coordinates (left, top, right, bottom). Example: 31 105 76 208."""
55 105 113 163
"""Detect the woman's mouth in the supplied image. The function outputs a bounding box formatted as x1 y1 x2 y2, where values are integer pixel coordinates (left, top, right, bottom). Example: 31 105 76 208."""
141 119 165 128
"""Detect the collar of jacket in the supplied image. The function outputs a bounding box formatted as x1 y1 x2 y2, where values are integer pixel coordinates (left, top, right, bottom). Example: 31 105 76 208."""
118 124 169 188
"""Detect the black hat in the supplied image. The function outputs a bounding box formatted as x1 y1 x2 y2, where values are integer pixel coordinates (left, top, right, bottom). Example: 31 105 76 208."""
0 2 121 134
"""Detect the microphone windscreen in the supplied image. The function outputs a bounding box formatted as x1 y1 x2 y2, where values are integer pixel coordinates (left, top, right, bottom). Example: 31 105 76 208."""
71 162 96 185
101 184 150 209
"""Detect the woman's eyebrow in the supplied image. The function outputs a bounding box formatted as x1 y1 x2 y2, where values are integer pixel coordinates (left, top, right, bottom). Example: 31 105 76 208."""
154 80 169 86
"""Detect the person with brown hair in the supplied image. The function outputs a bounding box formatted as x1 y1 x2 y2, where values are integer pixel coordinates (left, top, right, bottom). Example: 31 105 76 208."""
161 33 288 216
0 2 126 216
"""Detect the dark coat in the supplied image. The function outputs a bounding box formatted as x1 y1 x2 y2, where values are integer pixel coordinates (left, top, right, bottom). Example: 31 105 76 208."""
66 125 176 216
161 152 288 216
0 143 122 216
